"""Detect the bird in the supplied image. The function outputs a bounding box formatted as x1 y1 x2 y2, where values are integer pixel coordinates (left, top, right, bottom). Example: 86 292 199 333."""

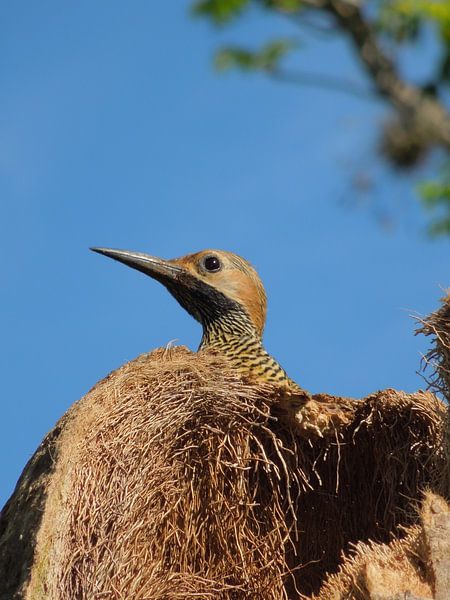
91 247 304 395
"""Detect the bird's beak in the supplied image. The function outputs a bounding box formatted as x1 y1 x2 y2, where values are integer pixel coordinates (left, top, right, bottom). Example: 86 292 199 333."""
90 247 185 284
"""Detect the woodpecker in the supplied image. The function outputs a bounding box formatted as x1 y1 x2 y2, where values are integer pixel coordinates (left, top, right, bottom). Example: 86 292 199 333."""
91 247 303 393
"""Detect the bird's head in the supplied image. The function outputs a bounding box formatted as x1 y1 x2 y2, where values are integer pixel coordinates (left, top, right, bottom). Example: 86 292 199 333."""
91 247 267 338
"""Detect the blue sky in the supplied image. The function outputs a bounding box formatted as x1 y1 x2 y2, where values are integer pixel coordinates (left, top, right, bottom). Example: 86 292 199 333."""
1 2 448 506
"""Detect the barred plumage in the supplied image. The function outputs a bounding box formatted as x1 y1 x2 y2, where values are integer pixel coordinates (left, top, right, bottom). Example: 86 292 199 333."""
91 247 302 393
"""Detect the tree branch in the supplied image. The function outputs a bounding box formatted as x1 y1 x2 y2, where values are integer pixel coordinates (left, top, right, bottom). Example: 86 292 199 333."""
323 0 450 148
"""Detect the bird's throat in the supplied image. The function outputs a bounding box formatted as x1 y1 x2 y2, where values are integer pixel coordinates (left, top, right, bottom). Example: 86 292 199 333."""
199 320 294 389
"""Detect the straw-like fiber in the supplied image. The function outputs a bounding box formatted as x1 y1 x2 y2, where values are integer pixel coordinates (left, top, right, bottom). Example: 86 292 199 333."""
315 491 450 600
2 291 450 598
416 290 450 403
14 345 446 599
26 348 304 599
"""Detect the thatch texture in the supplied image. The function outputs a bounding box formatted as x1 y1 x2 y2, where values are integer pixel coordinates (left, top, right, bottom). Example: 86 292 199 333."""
0 412 73 600
25 348 300 599
416 291 450 503
0 293 449 598
0 342 448 599
417 290 450 403
315 492 450 600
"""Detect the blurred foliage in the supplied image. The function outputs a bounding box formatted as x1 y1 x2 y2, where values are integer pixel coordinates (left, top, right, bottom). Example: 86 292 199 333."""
263 0 303 11
215 39 297 72
192 0 450 236
192 0 304 23
420 164 450 236
192 0 250 24
378 1 450 81
377 2 422 42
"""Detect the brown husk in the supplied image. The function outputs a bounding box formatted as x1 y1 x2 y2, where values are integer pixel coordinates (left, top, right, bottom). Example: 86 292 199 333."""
0 296 449 599
416 289 450 403
315 492 450 600
15 347 446 599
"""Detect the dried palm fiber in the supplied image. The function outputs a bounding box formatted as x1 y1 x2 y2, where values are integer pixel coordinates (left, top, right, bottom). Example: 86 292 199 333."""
416 290 450 500
0 343 448 600
314 492 450 600
18 347 307 600
416 289 450 403
283 387 447 595
313 292 450 600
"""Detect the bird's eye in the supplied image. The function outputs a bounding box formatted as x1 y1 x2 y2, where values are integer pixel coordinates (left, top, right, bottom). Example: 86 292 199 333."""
203 255 222 272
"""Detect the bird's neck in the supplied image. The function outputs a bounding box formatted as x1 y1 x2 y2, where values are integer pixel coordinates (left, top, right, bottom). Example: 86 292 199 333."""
199 315 297 390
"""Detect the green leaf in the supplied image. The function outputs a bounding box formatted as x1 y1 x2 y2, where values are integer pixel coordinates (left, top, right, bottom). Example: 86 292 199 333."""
215 48 256 71
215 39 297 72
263 0 303 12
191 0 249 25
419 165 450 236
378 0 450 42
377 1 421 42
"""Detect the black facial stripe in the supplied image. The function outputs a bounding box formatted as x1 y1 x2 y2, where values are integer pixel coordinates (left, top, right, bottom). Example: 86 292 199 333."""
165 276 251 328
